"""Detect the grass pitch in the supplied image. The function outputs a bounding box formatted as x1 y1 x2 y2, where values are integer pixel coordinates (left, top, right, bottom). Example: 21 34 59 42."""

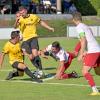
0 37 100 100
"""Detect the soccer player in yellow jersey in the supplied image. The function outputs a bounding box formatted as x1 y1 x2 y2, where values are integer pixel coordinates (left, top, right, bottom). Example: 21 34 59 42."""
0 30 42 83
14 6 54 76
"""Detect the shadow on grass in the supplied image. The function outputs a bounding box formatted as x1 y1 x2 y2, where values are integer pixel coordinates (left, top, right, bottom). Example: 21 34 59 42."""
97 88 100 92
43 67 56 70
11 73 56 81
12 78 31 81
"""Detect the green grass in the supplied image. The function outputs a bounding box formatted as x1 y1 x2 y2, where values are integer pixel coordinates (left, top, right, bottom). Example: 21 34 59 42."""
0 37 100 100
1 18 100 37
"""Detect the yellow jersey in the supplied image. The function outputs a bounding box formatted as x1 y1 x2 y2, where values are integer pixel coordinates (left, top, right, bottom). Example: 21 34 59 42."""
19 14 40 41
2 41 24 65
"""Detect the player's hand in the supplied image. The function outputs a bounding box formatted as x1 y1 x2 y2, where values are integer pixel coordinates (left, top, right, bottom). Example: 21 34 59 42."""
15 12 21 23
20 34 23 41
78 54 83 61
38 50 48 59
49 27 54 32
83 51 87 56
55 74 61 80
55 72 62 80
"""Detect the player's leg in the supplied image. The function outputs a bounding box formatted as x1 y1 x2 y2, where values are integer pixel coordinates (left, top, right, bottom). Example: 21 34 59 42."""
6 70 24 80
55 54 78 79
55 63 71 79
6 63 24 80
30 38 44 76
67 41 81 59
59 65 78 79
73 41 81 57
13 61 42 83
94 53 100 75
18 62 43 83
21 40 39 69
83 53 100 95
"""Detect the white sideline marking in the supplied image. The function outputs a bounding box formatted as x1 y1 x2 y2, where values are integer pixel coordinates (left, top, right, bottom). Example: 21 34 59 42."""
0 70 12 72
43 76 55 81
0 79 100 87
0 70 100 88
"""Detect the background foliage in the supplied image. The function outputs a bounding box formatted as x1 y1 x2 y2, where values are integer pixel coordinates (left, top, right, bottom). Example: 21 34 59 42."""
74 0 100 15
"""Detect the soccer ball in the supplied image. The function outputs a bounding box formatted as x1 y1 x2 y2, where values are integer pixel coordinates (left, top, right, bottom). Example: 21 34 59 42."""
32 70 43 79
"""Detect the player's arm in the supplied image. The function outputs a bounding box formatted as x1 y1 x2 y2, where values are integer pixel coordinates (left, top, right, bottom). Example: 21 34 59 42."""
39 49 58 61
40 20 54 32
38 50 48 59
78 32 87 61
14 12 21 29
0 53 5 69
14 18 20 29
55 60 65 79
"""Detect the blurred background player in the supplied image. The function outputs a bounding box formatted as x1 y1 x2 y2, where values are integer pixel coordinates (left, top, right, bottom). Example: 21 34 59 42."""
72 12 100 95
0 30 42 83
40 41 80 80
14 6 54 77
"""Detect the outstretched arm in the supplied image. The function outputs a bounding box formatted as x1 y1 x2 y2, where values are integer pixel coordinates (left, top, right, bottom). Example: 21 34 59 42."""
55 61 65 79
38 50 48 59
40 20 54 32
0 53 5 69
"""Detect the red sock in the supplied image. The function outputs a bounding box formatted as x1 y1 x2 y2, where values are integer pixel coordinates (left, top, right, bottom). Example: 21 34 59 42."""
84 73 95 87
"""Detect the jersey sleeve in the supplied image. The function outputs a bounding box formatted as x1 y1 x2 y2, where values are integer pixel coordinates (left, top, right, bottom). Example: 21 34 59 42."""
59 52 65 61
2 43 9 54
46 45 52 51
32 15 41 24
77 28 85 38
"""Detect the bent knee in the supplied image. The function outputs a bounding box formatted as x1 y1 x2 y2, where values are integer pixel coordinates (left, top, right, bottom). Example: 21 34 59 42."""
18 71 24 76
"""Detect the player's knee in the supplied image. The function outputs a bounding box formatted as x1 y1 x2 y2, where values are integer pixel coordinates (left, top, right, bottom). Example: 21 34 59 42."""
82 66 90 76
18 63 26 70
18 71 24 76
82 69 87 76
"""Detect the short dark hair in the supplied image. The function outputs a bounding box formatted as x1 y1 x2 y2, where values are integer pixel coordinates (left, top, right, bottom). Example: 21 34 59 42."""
52 41 60 49
72 12 82 21
11 31 20 39
19 6 27 11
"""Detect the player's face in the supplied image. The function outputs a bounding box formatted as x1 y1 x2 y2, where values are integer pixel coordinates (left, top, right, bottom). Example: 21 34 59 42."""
16 12 21 19
72 18 75 23
72 18 78 25
15 35 20 43
16 13 20 17
20 9 27 18
52 47 59 54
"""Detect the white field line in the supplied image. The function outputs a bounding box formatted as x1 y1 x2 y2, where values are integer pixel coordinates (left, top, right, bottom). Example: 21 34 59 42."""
0 70 100 88
0 70 12 72
0 79 100 88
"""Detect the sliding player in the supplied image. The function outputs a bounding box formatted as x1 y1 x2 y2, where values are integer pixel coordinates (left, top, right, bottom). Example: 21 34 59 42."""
0 30 42 83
